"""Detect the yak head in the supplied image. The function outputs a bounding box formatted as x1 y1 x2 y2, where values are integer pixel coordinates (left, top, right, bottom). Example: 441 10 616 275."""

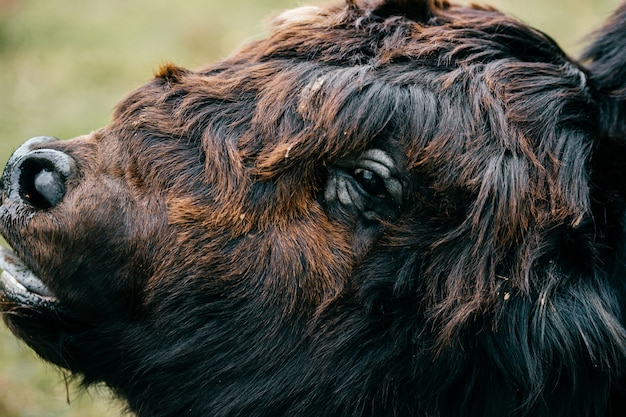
2 1 626 416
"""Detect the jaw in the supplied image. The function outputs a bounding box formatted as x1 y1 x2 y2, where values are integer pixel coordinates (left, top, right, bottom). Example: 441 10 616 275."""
0 245 93 370
0 246 57 308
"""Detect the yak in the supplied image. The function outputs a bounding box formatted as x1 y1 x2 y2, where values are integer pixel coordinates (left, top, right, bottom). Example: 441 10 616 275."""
2 0 626 416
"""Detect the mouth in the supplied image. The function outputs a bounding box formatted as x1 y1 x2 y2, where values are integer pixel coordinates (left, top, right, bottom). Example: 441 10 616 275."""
0 246 57 307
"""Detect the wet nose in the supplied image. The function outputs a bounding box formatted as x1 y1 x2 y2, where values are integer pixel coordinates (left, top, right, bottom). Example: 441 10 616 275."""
1 137 76 209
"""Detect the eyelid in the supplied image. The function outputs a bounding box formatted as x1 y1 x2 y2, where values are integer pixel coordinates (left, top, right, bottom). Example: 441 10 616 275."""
351 159 402 205
326 149 403 220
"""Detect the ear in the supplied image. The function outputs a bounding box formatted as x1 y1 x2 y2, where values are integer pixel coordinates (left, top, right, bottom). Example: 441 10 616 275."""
582 2 626 139
348 0 449 21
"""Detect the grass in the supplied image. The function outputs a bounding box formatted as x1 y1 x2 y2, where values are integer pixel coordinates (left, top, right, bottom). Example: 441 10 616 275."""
0 0 621 415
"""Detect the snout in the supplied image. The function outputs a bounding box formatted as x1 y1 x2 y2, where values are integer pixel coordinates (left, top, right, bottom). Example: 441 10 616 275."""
1 136 76 209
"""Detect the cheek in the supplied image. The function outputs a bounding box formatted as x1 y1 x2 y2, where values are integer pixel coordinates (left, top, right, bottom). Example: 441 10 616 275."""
144 199 355 317
242 219 353 308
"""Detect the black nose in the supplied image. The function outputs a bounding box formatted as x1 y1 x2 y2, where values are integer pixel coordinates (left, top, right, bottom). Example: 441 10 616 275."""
1 137 76 209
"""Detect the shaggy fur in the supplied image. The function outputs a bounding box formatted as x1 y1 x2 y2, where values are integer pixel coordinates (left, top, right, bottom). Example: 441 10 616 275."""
2 0 626 416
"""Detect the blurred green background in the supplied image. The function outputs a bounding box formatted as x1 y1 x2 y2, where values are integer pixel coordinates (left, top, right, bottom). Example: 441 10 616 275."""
0 0 621 415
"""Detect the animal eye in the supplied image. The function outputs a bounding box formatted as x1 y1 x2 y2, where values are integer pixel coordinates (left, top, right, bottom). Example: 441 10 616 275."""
324 149 403 221
353 168 387 198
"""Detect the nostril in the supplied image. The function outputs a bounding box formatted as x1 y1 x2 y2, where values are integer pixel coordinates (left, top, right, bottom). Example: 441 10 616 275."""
1 137 76 210
14 149 76 210
34 170 65 207
19 158 66 209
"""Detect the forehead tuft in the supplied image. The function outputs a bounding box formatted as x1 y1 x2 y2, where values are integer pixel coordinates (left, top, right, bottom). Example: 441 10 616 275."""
272 6 327 28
